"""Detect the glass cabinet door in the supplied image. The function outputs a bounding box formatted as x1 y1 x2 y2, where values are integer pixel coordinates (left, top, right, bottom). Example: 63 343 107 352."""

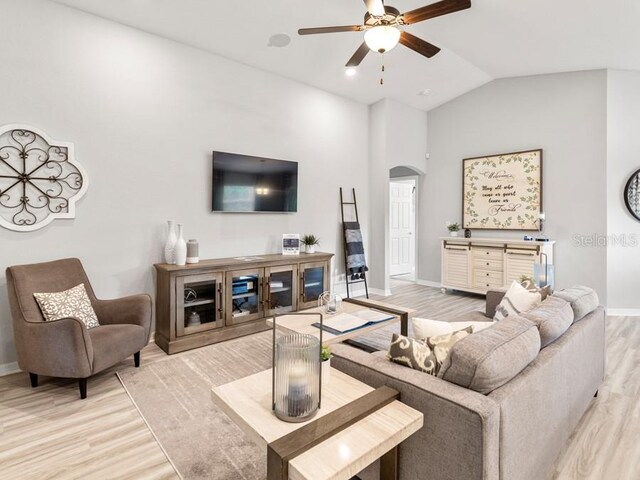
265 265 298 316
225 268 264 325
176 273 224 337
299 262 327 310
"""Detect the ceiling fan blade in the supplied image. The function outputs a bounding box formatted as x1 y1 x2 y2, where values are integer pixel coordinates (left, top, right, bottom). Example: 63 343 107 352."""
364 0 386 16
399 32 441 58
298 25 363 35
402 0 471 25
346 42 370 67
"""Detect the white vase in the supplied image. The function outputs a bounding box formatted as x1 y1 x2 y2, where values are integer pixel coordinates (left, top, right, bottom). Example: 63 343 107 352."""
164 220 177 264
174 224 187 266
321 358 331 385
305 245 316 254
450 231 459 237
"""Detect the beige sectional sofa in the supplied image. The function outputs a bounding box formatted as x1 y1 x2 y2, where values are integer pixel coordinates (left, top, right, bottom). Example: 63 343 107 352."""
331 290 605 480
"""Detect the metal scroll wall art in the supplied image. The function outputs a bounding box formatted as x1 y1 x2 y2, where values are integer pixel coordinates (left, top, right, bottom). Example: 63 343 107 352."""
624 169 640 221
0 125 87 231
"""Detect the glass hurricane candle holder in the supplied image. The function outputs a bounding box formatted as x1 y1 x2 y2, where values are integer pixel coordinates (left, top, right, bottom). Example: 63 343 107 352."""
272 313 323 423
318 291 342 315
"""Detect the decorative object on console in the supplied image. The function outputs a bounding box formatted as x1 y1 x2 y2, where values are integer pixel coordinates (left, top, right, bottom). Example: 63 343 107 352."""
174 223 187 266
463 149 542 230
464 228 472 238
164 220 177 264
535 212 550 241
533 252 554 289
271 313 323 422
318 290 342 314
494 280 542 322
446 221 461 237
0 125 88 232
186 239 199 264
301 234 320 254
282 233 301 255
624 168 640 221
186 310 201 327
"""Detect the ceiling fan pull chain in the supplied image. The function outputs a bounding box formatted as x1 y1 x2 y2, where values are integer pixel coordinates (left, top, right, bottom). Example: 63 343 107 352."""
380 54 385 85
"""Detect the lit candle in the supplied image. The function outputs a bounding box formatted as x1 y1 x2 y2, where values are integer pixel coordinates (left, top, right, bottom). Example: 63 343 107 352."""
287 363 311 417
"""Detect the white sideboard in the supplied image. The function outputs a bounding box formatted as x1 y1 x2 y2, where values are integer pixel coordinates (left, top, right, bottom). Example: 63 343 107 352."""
440 237 554 295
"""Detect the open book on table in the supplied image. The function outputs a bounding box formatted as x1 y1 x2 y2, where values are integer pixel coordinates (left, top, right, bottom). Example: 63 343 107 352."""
312 309 395 335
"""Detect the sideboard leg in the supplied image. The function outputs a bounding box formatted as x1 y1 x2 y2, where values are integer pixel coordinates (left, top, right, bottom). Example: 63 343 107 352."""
380 446 398 480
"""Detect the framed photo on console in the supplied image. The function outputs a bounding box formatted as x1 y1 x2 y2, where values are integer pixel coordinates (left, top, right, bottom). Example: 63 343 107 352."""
462 149 542 231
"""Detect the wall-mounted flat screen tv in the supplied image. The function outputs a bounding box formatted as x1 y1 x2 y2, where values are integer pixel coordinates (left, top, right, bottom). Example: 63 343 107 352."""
212 151 298 213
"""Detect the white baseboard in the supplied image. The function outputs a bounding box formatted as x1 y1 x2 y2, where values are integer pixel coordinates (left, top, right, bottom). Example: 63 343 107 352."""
607 309 640 317
416 279 442 288
368 288 392 297
0 362 20 377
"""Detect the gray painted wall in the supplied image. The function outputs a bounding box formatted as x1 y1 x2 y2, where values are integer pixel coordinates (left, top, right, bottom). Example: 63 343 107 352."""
424 71 608 301
0 0 370 368
368 99 427 293
607 70 640 311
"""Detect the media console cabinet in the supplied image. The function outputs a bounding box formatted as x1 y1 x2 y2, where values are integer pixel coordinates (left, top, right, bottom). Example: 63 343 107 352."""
441 237 554 295
154 252 333 354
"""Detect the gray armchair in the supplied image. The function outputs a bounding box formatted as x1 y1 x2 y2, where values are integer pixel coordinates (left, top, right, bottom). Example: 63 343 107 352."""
6 258 151 399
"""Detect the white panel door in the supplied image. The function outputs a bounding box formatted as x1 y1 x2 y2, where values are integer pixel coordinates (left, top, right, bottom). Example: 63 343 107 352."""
390 182 415 276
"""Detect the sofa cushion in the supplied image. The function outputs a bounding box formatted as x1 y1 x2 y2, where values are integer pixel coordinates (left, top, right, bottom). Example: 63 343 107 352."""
493 281 542 321
521 296 573 347
89 324 147 373
33 283 100 329
388 334 436 374
553 286 599 322
438 316 541 394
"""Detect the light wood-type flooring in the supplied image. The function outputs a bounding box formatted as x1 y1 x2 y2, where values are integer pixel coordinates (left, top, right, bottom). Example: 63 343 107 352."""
0 280 637 479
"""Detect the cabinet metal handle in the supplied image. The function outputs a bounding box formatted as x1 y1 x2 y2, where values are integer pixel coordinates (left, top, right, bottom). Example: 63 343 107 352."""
507 251 536 257
217 284 223 320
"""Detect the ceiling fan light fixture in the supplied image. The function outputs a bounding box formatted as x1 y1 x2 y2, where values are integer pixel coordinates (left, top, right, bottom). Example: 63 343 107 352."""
364 25 400 54
345 67 357 77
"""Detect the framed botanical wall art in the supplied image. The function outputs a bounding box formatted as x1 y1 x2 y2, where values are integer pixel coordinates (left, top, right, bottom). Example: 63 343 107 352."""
463 149 542 230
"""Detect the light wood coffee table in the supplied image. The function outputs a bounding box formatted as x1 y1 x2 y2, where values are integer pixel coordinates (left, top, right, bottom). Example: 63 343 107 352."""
266 298 414 351
211 367 423 480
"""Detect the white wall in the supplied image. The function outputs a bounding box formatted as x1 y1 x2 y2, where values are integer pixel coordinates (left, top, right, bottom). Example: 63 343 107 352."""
607 70 640 312
424 71 608 300
367 99 427 293
0 0 370 368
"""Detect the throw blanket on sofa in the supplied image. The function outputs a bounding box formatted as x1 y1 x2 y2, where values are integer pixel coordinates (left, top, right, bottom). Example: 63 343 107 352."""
344 221 368 276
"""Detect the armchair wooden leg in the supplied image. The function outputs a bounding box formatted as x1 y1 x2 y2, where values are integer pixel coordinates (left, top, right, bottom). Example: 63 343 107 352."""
594 390 598 398
134 351 141 368
79 378 88 399
29 373 38 388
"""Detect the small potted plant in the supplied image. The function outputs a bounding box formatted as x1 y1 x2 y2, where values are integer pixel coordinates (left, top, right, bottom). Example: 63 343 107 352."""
446 221 461 237
321 345 331 384
301 234 320 254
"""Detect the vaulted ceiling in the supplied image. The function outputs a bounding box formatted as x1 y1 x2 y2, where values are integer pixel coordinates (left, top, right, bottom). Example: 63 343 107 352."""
50 0 640 110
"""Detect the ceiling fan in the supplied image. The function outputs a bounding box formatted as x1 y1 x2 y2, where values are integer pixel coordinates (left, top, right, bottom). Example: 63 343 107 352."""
298 0 471 68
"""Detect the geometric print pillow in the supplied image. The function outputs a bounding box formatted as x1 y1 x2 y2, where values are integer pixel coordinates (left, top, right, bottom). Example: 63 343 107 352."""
388 326 474 376
494 281 542 322
388 333 437 374
33 283 100 329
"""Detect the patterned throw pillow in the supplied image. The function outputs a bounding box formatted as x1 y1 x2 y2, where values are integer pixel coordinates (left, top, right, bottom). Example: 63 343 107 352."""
34 283 100 329
388 326 474 376
521 278 552 300
388 334 436 374
426 326 474 375
494 281 542 322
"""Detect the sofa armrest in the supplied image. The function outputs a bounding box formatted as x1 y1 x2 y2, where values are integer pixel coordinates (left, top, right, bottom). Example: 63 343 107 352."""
331 343 500 480
93 294 152 335
17 317 93 378
485 289 506 318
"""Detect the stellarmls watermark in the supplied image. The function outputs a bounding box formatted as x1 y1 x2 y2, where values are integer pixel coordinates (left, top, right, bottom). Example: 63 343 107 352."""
572 234 639 247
